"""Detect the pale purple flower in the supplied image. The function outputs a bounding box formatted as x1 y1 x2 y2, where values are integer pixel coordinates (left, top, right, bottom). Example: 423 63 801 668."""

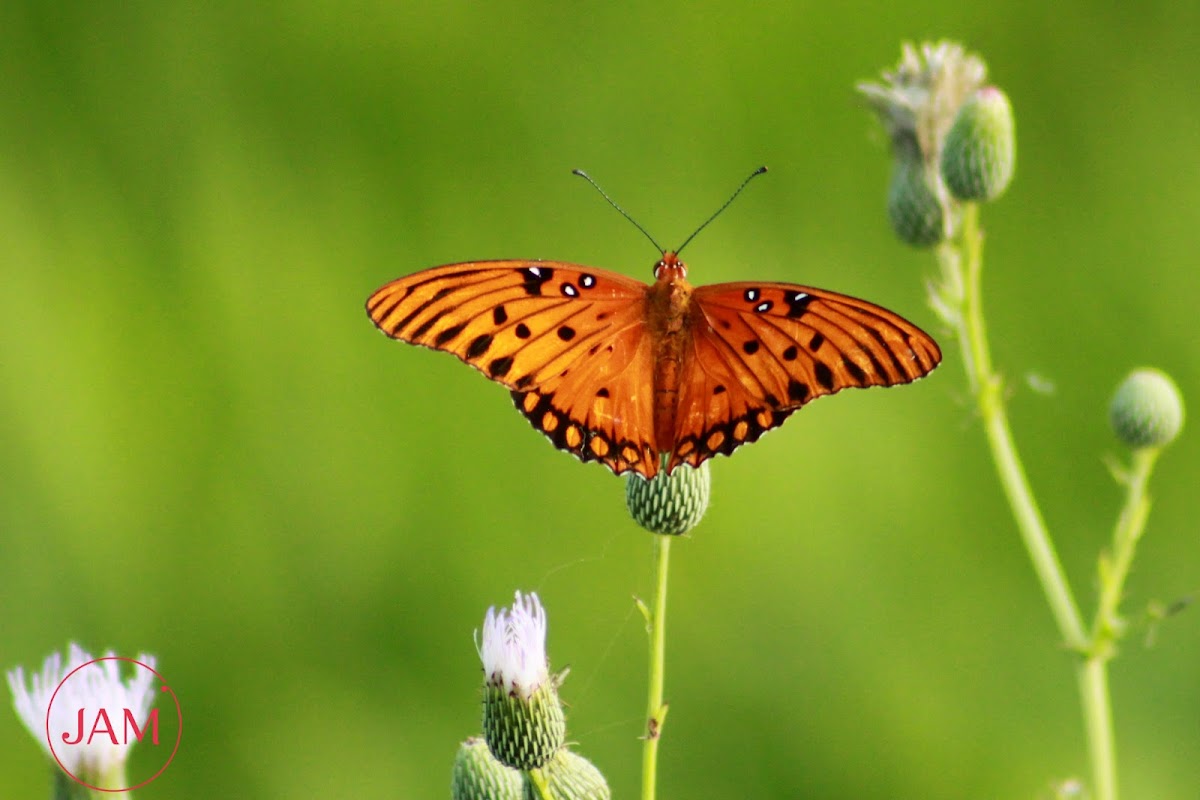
7 643 158 780
478 591 549 700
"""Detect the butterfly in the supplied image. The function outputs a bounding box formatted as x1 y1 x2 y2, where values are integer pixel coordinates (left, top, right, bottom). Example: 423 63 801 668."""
366 252 941 479
367 170 941 479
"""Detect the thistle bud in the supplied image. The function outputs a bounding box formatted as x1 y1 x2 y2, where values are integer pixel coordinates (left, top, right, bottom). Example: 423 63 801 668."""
887 158 945 247
479 592 566 770
625 462 711 535
941 87 1016 201
1109 368 1185 450
523 749 611 800
452 737 523 800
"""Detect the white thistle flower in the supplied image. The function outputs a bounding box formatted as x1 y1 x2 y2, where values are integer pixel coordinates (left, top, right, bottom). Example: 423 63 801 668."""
479 591 549 700
858 41 988 164
7 643 158 783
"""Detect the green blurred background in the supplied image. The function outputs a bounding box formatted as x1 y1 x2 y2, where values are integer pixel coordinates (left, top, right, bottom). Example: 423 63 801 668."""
2 1 1197 797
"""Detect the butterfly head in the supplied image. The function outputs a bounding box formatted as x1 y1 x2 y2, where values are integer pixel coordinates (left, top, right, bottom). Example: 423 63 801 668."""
654 251 688 282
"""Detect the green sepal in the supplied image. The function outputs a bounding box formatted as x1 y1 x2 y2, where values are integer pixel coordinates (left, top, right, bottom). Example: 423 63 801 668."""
625 461 711 536
482 681 567 771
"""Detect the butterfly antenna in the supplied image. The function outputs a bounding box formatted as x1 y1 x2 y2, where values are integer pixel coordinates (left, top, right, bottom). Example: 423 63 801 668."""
572 169 665 255
674 165 768 256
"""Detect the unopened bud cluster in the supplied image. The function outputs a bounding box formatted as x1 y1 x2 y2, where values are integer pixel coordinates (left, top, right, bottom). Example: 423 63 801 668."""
454 592 610 799
860 41 1016 246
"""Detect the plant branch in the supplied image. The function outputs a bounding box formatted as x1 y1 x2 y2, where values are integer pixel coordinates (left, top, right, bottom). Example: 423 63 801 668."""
641 534 672 800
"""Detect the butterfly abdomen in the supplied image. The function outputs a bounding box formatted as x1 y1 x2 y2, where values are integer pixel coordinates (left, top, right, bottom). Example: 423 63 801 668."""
647 259 695 456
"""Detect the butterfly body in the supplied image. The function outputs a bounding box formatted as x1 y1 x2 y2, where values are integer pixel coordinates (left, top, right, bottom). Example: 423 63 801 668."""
367 253 941 479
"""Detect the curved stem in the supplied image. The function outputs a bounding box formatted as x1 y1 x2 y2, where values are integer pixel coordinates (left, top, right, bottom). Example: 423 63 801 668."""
641 534 671 800
952 202 1088 650
1079 446 1158 800
1095 448 1158 641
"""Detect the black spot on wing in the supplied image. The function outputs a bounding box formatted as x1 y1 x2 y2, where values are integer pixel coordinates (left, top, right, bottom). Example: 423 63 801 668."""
493 306 508 325
782 345 798 361
466 334 493 359
515 323 531 339
814 361 834 391
786 291 814 318
489 356 514 378
787 380 810 403
434 323 466 346
520 266 554 296
843 357 868 384
557 326 576 341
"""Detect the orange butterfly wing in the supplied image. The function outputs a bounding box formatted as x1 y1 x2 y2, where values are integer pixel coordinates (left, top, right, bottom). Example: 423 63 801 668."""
366 261 663 477
667 281 942 472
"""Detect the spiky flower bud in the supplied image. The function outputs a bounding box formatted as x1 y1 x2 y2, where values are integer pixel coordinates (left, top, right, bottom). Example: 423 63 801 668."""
1109 368 1185 450
479 592 566 770
887 157 945 247
941 87 1016 201
523 749 611 800
859 41 988 166
625 462 710 535
453 737 523 800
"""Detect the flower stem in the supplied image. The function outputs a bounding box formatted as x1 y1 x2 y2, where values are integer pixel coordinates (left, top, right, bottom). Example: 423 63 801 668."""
529 767 554 800
641 534 671 800
1078 657 1116 800
945 202 1088 650
1095 448 1158 641
1079 446 1158 800
944 201 1132 797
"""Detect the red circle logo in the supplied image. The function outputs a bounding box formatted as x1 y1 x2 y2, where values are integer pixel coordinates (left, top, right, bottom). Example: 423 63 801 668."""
45 656 183 791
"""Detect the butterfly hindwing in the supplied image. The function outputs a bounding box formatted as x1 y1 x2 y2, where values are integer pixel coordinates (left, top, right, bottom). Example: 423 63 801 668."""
366 260 662 477
668 281 942 471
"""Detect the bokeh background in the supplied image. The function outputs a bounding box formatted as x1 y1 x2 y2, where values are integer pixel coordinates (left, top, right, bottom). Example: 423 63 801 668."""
2 2 1198 797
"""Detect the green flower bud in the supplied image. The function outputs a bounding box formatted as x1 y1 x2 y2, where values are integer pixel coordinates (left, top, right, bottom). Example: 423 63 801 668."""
887 158 945 247
941 87 1016 202
453 737 523 800
483 680 567 771
625 461 711 535
523 749 611 800
1109 368 1185 449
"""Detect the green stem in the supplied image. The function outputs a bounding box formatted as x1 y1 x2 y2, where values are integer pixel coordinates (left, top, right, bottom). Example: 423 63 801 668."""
1080 446 1158 800
1078 657 1116 800
1095 448 1158 642
948 202 1115 796
529 767 554 800
641 534 671 800
951 202 1088 650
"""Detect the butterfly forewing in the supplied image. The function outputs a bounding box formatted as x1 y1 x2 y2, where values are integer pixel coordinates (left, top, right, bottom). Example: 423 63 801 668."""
366 260 663 477
667 281 942 471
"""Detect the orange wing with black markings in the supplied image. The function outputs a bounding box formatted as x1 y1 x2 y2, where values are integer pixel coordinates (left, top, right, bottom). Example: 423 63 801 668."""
667 281 942 472
366 260 662 477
